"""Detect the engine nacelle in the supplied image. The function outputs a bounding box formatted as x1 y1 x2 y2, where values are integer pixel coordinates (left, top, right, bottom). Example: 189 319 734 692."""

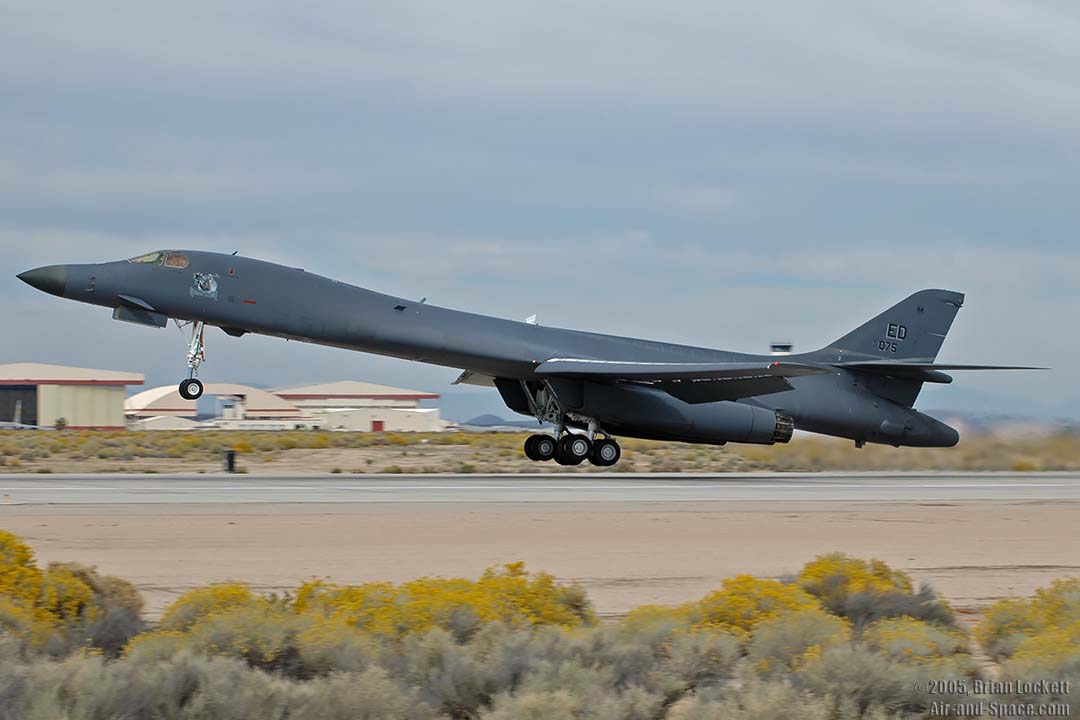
683 396 792 444
574 381 793 445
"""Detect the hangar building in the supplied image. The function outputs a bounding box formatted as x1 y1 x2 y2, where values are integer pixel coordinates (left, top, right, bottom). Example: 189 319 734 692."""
273 381 442 432
125 383 321 430
0 362 144 429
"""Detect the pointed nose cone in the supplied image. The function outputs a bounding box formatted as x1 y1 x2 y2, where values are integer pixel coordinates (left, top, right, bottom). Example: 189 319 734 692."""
17 265 68 297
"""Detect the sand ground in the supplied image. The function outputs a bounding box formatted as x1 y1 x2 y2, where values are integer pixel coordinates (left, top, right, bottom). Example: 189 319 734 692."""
3 499 1078 623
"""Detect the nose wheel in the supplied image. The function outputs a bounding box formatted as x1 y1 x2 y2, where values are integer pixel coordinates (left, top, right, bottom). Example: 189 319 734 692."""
179 377 204 400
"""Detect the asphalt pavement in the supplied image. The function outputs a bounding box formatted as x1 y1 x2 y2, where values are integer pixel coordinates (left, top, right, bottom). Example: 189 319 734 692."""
1 471 1079 504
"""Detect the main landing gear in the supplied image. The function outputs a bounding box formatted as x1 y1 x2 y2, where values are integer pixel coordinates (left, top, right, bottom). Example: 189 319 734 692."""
518 380 622 467
177 320 207 400
523 432 621 467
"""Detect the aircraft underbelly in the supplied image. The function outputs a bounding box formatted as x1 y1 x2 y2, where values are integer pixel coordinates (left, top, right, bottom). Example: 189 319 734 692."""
569 382 786 445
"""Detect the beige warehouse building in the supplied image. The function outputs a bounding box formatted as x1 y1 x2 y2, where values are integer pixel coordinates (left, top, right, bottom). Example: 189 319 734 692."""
0 362 144 430
125 383 322 430
273 381 442 432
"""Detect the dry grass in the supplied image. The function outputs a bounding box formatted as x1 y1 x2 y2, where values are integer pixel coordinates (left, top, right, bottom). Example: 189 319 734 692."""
2 429 1080 474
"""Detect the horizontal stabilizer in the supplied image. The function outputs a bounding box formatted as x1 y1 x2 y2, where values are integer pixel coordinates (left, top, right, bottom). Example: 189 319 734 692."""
836 361 1046 384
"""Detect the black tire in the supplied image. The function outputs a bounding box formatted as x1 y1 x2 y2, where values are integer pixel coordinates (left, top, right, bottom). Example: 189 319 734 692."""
532 435 557 462
590 439 621 467
554 447 576 466
179 378 204 400
523 435 540 461
557 434 591 465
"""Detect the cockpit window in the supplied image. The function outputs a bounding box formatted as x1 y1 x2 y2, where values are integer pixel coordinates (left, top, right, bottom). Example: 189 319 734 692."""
164 252 189 269
127 252 164 265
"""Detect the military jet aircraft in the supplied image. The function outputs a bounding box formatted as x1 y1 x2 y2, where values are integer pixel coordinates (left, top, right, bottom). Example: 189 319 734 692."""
18 250 1037 466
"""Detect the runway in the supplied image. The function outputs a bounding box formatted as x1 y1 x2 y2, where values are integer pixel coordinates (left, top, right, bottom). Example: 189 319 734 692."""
1 471 1080 505
3 471 1078 618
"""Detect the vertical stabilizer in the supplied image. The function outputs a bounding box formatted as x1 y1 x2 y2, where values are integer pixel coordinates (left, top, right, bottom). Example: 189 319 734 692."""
823 289 964 361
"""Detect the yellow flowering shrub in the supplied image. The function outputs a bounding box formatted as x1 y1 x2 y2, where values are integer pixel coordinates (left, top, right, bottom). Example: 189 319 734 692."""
159 583 264 632
130 563 592 674
124 629 190 664
1029 578 1080 628
0 596 35 635
136 588 309 670
50 562 143 616
976 598 1040 660
692 575 820 640
296 563 593 638
184 604 310 669
797 553 912 603
295 616 377 675
1008 620 1080 668
0 529 43 608
863 617 969 665
0 596 59 655
37 565 96 624
1 533 99 625
621 603 697 631
794 553 959 629
748 608 851 673
0 532 142 655
977 578 1080 660
477 562 592 626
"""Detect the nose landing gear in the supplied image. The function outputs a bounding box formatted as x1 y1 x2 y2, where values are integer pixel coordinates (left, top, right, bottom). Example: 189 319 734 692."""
179 377 204 401
176 320 207 400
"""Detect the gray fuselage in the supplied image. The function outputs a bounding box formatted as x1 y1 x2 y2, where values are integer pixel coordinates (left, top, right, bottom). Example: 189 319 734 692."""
18 250 960 448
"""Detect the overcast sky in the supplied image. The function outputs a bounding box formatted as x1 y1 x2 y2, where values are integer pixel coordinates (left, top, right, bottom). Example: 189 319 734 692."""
3 1 1077 417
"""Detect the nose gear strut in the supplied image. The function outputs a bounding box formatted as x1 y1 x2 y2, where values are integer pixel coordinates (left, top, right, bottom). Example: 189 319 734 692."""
176 320 207 400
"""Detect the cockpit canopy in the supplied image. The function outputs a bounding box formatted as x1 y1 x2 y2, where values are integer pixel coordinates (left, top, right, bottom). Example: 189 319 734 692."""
127 251 189 269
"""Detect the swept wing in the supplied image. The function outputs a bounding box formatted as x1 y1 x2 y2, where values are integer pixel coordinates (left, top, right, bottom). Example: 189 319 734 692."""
535 358 829 404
